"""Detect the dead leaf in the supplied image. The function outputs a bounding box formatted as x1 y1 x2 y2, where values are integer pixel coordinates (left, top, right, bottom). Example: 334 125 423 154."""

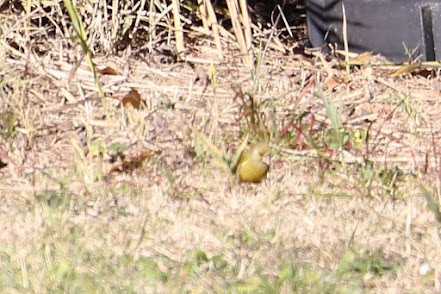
324 76 340 91
338 51 374 67
98 66 119 75
349 51 374 65
107 149 161 174
122 89 141 109
413 68 437 78
388 63 421 77
98 61 120 75
324 74 349 91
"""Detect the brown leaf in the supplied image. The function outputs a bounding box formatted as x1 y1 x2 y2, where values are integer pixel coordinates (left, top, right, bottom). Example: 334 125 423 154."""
107 149 161 174
122 89 141 109
388 63 421 77
338 51 374 68
98 61 120 75
349 51 373 65
98 66 119 75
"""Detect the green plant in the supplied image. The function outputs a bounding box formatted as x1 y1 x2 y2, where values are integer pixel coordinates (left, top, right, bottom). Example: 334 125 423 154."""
63 0 104 98
378 166 404 197
192 128 249 178
420 184 441 224
0 112 16 139
337 250 397 282
316 89 347 152
234 90 271 142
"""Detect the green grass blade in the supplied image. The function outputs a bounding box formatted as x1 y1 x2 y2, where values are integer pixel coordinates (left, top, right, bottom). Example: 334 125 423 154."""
63 0 104 98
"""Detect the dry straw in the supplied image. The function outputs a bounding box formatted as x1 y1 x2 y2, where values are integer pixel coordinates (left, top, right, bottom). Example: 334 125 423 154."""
226 0 253 66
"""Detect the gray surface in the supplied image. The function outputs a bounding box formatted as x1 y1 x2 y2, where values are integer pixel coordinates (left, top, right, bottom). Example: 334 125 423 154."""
306 0 441 61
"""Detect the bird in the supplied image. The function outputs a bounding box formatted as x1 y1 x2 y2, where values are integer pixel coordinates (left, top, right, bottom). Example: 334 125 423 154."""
237 142 270 183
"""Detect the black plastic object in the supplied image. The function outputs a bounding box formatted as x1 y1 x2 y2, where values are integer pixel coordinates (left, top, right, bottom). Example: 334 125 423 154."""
306 0 441 61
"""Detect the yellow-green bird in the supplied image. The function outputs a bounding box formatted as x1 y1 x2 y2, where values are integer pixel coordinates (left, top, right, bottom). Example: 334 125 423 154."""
237 142 271 183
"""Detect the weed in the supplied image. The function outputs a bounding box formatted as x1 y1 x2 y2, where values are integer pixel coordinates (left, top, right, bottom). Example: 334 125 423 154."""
63 0 104 98
0 112 16 139
234 90 271 142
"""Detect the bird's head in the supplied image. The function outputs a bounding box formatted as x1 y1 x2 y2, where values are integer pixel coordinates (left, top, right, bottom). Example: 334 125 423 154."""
249 142 271 161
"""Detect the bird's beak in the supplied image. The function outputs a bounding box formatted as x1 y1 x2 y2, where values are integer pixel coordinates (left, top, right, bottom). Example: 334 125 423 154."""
262 153 271 166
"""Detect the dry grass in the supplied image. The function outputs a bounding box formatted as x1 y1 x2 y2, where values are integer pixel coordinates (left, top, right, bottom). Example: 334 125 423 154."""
1 0 441 292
